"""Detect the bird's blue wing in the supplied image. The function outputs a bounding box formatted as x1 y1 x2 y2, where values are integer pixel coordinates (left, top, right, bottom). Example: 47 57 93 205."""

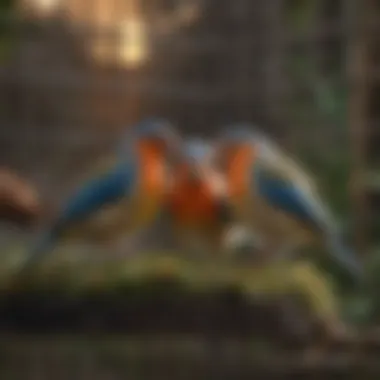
18 160 138 273
57 161 137 227
253 165 363 280
254 166 328 230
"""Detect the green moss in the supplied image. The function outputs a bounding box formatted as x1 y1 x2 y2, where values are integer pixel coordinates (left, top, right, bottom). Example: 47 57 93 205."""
0 247 347 329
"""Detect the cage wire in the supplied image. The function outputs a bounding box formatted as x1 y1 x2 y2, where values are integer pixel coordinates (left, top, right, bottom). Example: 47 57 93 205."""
0 1 379 379
0 0 360 257
0 0 352 198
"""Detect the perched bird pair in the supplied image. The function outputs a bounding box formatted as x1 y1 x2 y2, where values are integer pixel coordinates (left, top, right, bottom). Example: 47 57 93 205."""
171 126 363 349
17 119 232 273
165 137 235 259
162 124 363 284
18 119 363 285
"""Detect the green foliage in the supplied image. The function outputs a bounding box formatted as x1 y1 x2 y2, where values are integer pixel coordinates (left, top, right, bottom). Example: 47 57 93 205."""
353 250 380 325
0 245 348 333
0 0 13 9
286 0 351 216
284 1 364 300
328 250 380 326
310 248 380 326
0 0 16 61
290 58 351 216
286 0 319 33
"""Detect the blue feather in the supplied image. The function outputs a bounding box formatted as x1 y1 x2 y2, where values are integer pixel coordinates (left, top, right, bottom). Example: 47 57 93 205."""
20 117 178 273
254 166 363 279
58 161 136 227
20 228 58 271
255 168 324 229
21 160 138 271
326 235 364 280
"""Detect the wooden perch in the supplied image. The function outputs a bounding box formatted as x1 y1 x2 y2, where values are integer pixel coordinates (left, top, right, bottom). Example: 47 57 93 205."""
0 168 41 226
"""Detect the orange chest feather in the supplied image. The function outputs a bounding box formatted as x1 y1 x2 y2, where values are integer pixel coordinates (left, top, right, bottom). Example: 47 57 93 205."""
137 144 167 196
168 170 219 225
226 147 255 199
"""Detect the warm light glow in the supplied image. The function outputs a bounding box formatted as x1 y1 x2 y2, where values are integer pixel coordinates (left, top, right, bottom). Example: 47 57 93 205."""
118 18 148 68
29 0 60 15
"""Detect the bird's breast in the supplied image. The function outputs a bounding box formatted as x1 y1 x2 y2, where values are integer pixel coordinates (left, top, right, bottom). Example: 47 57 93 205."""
225 147 255 213
82 149 168 235
168 172 221 227
138 148 167 195
133 147 168 224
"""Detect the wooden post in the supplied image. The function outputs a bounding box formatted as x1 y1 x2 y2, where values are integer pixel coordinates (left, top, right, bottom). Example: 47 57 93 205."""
346 0 370 255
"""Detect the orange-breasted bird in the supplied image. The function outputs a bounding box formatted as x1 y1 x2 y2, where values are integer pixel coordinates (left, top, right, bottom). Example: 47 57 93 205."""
19 118 181 271
213 124 363 280
165 138 235 258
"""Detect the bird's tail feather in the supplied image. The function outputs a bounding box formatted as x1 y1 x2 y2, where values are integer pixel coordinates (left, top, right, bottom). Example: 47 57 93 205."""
326 234 364 281
18 227 58 273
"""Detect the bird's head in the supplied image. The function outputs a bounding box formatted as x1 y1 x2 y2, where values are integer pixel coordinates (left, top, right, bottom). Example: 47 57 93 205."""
119 118 182 161
134 118 181 153
214 124 260 171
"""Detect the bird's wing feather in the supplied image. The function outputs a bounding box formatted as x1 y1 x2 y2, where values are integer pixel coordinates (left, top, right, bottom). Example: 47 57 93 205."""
253 160 334 232
17 161 138 273
57 161 137 228
252 157 363 281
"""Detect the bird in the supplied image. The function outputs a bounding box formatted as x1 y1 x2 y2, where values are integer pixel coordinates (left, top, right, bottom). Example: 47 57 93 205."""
165 137 236 259
213 124 363 280
18 118 182 272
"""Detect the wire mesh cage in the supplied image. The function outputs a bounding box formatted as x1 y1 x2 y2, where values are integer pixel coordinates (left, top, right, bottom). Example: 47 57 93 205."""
0 0 353 196
0 0 379 379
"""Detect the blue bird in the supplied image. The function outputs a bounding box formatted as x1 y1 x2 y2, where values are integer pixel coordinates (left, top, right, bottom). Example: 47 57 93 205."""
214 124 363 280
19 118 181 272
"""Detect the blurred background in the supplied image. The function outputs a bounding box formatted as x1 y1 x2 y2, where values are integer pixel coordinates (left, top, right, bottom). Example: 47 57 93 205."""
0 0 380 378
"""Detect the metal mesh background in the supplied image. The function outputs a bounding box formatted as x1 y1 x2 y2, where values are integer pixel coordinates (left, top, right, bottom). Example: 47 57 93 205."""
0 0 351 204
